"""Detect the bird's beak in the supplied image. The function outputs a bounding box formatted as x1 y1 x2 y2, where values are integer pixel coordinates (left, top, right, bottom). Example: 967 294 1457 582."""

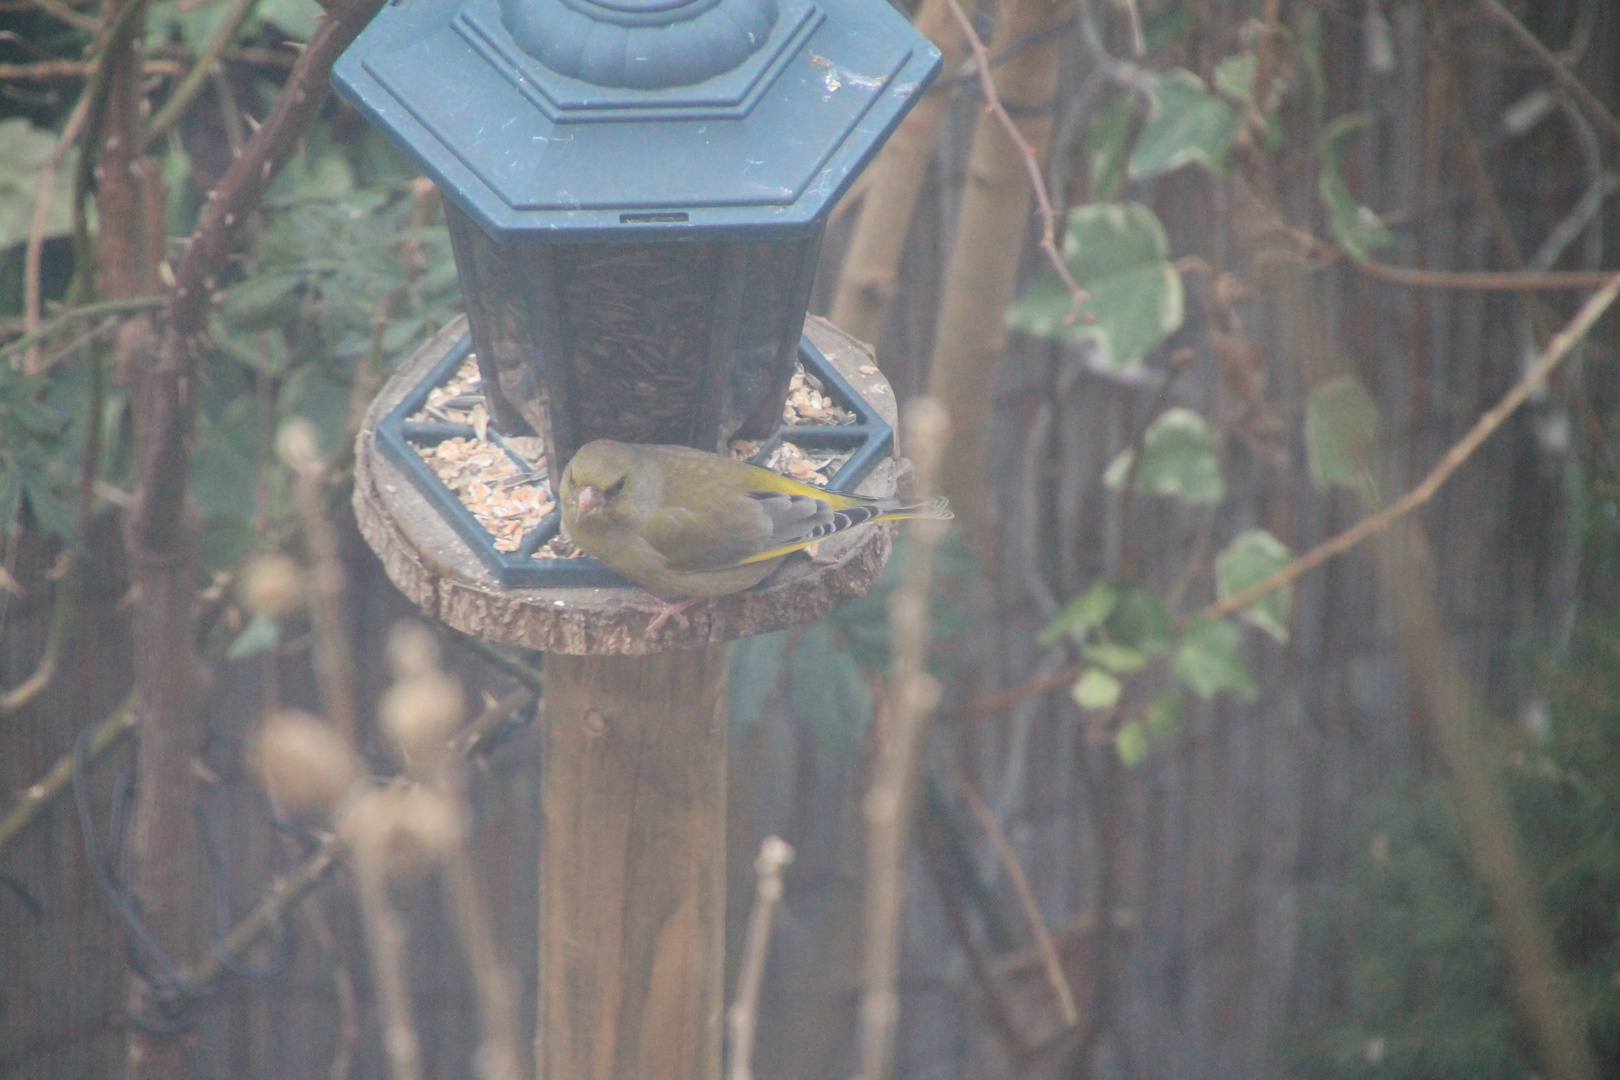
575 485 603 519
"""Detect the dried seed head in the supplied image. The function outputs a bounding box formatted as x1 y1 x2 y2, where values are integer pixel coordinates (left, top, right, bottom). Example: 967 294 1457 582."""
240 554 305 618
380 671 464 759
386 620 441 680
275 418 322 472
256 710 356 815
339 784 463 873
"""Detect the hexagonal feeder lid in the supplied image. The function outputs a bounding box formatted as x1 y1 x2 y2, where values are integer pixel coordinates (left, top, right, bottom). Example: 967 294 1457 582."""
332 0 942 241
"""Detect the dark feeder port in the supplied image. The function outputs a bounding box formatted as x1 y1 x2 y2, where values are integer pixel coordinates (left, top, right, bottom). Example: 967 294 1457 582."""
333 0 942 588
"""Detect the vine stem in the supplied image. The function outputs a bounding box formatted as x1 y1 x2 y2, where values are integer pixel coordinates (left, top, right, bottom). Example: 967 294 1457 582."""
950 273 1620 721
1201 272 1620 623
940 0 1087 320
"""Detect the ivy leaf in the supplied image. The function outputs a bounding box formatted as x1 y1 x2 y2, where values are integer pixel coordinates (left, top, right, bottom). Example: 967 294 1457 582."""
1213 53 1257 105
225 613 281 660
1072 668 1123 711
1105 407 1225 504
1115 720 1150 765
1215 529 1295 643
1007 202 1184 368
1174 618 1259 701
1319 114 1395 261
0 119 77 250
1110 586 1174 656
1129 70 1239 179
1145 691 1181 738
1306 376 1381 496
1084 642 1148 673
1087 94 1136 202
1039 578 1119 647
255 0 321 38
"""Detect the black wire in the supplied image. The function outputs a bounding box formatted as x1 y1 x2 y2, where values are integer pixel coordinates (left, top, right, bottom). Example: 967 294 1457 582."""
195 803 295 981
71 724 208 1026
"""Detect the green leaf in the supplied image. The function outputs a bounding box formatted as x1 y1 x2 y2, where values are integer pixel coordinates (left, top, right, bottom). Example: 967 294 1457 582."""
1039 578 1119 646
1007 202 1184 368
1104 407 1225 504
219 273 305 333
1072 668 1123 711
728 629 788 737
1215 529 1295 643
790 622 873 751
255 0 321 38
1174 618 1259 701
0 119 77 250
1318 114 1395 261
1129 69 1239 179
1145 691 1181 738
1139 4 1194 53
1086 94 1136 203
1084 642 1148 673
1305 375 1381 496
1115 720 1150 765
225 613 280 660
1213 53 1257 104
1109 586 1174 656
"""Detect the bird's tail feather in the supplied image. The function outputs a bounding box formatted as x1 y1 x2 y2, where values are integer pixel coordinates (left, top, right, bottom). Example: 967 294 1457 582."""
878 495 953 521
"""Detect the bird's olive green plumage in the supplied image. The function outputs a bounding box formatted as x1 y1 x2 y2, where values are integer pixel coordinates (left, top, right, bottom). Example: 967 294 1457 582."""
559 439 952 600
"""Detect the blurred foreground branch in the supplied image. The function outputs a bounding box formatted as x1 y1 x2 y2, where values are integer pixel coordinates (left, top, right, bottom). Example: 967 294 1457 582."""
857 398 950 1080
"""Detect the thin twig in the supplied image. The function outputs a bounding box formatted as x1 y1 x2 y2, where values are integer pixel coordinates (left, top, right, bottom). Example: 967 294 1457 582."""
0 58 183 79
940 0 1088 320
0 691 138 854
1202 274 1620 621
1352 259 1620 290
180 832 343 987
727 836 796 1080
946 763 1078 1027
1477 0 1620 144
857 398 951 1080
140 0 261 151
24 0 97 30
22 93 90 374
0 553 75 714
448 631 544 694
284 430 360 743
0 295 168 366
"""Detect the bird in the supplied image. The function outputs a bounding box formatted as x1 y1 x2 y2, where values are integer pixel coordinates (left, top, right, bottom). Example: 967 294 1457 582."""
559 438 952 632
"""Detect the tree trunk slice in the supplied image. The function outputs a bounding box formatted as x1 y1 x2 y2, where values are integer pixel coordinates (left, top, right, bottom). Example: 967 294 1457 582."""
354 315 903 655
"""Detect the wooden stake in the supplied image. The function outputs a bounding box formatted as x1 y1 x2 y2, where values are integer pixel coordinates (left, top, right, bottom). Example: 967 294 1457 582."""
538 644 729 1080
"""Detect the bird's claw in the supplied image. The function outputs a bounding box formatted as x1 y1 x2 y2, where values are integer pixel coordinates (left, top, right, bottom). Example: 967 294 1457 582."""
625 595 699 634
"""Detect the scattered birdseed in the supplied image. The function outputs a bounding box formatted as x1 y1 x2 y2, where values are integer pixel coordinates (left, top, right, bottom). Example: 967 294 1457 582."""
783 365 855 426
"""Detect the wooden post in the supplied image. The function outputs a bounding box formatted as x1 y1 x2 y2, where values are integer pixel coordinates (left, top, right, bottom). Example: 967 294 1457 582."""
538 644 729 1080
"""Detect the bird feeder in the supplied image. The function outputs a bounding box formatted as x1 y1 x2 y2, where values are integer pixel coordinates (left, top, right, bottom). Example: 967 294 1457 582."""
333 0 941 516
337 0 939 1076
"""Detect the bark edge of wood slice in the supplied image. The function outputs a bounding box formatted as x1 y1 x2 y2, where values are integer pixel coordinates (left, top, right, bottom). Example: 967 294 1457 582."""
354 314 906 655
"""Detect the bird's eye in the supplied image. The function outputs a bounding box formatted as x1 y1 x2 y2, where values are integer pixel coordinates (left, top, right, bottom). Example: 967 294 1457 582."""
606 476 627 495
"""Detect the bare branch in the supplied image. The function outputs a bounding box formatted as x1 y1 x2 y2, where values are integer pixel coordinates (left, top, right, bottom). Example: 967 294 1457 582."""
1477 0 1620 145
0 691 138 855
727 836 796 1080
941 0 1087 320
947 764 1078 1028
1202 273 1620 622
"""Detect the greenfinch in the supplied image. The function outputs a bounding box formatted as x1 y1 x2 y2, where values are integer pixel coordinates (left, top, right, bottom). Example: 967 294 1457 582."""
559 439 951 630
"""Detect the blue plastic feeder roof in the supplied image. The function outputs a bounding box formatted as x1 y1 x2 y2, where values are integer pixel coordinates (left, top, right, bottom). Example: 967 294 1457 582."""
334 0 940 476
333 0 941 240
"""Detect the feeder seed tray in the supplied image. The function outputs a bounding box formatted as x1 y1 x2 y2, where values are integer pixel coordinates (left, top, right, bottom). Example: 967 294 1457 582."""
354 315 907 655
